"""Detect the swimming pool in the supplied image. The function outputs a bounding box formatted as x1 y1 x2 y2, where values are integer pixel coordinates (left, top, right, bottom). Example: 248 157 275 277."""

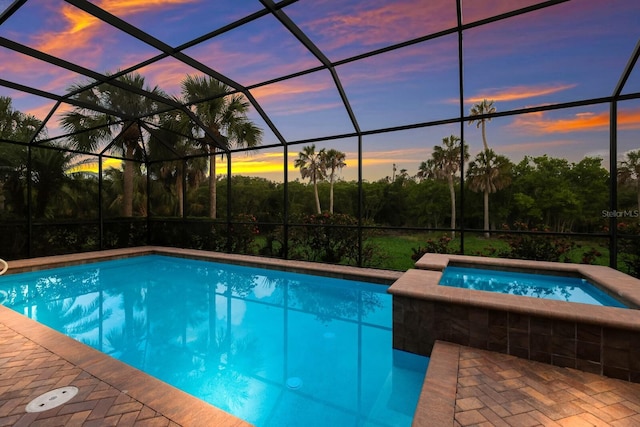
439 265 627 307
0 254 428 426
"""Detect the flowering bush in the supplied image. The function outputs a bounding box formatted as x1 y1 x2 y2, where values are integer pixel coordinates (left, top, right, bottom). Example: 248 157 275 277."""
497 222 575 262
411 235 455 261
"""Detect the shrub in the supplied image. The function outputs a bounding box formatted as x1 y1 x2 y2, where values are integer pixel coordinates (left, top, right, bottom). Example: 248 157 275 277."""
411 234 454 261
288 213 382 266
497 222 575 262
618 221 640 278
229 213 259 254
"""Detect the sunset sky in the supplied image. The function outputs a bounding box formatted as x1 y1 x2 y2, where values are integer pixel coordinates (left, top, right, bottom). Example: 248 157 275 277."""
0 0 639 182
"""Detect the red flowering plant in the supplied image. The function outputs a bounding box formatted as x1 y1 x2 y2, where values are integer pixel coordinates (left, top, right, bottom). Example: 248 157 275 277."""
411 234 455 261
495 222 575 262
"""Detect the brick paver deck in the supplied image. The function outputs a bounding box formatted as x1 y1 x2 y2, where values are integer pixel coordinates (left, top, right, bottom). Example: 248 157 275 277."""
0 304 250 427
417 341 640 426
0 323 175 426
4 321 640 427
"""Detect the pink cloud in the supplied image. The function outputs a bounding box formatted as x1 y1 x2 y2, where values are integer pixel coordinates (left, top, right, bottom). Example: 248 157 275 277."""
300 0 455 54
29 1 197 68
466 84 577 104
135 58 200 95
0 48 85 95
249 73 339 115
337 36 458 88
509 109 640 135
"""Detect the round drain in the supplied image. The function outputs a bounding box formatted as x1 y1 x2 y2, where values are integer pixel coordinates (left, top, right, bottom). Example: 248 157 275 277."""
26 386 79 413
286 377 303 390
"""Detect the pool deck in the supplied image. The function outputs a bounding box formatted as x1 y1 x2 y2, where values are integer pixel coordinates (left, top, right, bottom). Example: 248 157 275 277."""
0 305 249 426
421 341 640 426
2 248 640 426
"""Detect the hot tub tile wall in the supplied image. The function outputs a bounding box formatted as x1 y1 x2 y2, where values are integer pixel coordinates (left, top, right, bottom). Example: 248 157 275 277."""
393 296 640 382
390 254 640 383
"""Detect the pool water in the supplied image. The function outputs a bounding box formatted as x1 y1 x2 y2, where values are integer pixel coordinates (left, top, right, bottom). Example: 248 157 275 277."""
439 266 627 308
0 255 428 426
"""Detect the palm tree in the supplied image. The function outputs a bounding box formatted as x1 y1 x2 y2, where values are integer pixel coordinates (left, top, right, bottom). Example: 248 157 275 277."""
467 149 512 237
60 72 166 217
148 113 207 217
618 150 640 212
0 96 45 213
0 96 44 141
322 149 346 213
419 135 468 237
30 147 77 218
469 99 496 151
180 75 262 219
294 144 326 214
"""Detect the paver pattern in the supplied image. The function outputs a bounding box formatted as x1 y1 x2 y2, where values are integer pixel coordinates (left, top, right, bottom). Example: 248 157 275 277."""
0 323 176 427
3 321 640 426
454 346 640 426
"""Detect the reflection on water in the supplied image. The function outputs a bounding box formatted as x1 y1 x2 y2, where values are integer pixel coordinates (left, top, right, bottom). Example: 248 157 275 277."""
439 266 627 308
0 255 428 426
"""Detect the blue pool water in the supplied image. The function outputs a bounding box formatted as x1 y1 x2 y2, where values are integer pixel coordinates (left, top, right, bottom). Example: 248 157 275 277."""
439 266 627 308
0 255 428 426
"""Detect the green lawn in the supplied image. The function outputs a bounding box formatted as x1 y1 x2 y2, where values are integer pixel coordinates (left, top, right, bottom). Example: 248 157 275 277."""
367 233 612 271
254 231 624 273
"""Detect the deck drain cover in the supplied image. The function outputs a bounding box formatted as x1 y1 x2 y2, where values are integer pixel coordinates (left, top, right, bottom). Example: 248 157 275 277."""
26 386 78 413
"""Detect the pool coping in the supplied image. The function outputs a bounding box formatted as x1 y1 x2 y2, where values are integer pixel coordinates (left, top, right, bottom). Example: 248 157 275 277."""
411 341 458 427
0 247 404 425
2 246 402 285
391 253 640 330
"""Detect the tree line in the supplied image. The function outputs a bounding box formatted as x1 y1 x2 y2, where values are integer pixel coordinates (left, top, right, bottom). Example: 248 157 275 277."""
1 91 639 237
1 72 262 221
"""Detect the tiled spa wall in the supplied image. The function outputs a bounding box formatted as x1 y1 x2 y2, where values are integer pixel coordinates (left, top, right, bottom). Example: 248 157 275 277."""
393 296 640 383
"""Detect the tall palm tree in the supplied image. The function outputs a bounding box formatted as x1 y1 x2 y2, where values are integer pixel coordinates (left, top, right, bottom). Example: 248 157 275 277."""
467 149 512 237
99 166 148 217
618 149 640 212
419 135 468 237
469 99 496 152
180 75 262 219
148 113 207 217
295 144 326 214
60 72 166 217
322 149 346 213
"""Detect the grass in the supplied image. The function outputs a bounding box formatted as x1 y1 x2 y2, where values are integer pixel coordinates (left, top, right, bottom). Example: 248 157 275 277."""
367 233 614 271
367 235 423 271
253 231 628 274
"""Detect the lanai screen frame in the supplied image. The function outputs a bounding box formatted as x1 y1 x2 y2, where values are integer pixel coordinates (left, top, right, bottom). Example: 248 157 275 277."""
0 0 638 269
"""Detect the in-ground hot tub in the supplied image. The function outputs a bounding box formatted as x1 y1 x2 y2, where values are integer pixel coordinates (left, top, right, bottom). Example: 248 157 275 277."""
438 264 630 308
388 254 640 382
